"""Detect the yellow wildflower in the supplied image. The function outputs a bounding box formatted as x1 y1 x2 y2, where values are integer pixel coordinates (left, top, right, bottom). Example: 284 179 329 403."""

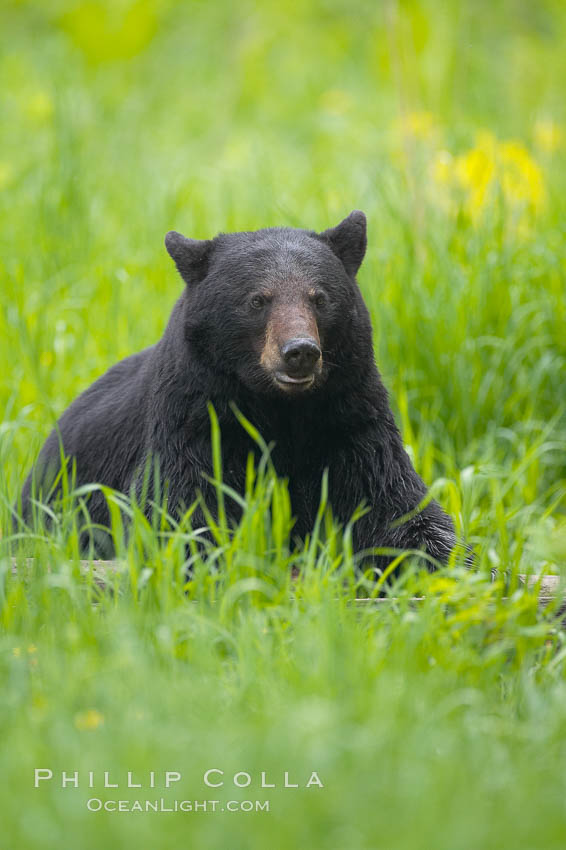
434 131 545 220
454 143 496 216
74 709 105 731
499 141 545 210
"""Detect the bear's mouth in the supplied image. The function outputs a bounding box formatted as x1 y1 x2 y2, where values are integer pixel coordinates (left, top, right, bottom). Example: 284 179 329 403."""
274 371 315 389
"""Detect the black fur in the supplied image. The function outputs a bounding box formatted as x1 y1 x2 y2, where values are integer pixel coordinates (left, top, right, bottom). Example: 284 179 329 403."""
19 211 456 567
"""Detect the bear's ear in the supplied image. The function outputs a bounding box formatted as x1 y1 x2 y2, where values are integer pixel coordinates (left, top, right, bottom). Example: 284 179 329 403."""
320 210 367 277
165 231 213 285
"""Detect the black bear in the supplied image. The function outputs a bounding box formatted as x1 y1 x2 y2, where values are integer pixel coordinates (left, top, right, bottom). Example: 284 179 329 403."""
19 211 456 567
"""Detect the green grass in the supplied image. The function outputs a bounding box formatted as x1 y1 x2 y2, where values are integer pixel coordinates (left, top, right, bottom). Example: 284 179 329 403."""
1 1 566 847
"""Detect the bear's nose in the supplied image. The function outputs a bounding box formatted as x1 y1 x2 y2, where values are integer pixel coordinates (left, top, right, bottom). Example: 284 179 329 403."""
281 337 321 376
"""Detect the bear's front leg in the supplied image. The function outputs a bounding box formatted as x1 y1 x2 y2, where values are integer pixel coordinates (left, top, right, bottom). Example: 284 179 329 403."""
327 443 457 572
352 495 456 574
381 498 456 565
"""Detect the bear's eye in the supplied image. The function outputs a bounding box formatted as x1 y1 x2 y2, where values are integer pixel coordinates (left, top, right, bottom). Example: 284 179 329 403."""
250 294 266 310
312 292 327 309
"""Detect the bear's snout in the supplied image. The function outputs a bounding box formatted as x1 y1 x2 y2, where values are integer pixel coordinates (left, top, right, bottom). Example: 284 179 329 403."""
281 337 321 377
260 303 323 391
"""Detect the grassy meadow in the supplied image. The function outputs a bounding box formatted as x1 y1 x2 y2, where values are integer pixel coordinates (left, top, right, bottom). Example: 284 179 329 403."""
1 1 566 847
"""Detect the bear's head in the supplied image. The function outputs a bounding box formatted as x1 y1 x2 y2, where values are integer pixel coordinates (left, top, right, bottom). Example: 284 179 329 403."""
165 211 370 398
